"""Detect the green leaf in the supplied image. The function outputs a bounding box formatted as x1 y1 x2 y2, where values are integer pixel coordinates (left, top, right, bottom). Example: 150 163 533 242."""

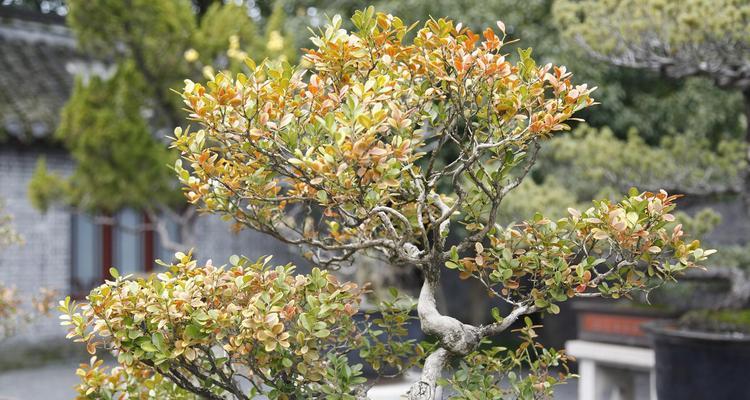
626 211 639 225
229 255 240 266
314 329 331 338
185 324 206 339
491 307 501 322
300 314 312 331
152 332 166 352
109 267 119 279
140 341 157 352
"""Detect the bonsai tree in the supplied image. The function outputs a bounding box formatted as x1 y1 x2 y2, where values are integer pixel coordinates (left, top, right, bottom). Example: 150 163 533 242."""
61 9 712 399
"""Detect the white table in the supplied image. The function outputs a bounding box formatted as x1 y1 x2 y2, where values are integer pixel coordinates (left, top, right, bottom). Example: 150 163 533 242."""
566 340 656 400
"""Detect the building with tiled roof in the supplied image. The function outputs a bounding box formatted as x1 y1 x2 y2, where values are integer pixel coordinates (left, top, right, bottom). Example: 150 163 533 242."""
1 9 72 143
0 8 114 144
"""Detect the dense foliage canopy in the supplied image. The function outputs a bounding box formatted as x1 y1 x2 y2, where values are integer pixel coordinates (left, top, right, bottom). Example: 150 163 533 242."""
60 9 712 400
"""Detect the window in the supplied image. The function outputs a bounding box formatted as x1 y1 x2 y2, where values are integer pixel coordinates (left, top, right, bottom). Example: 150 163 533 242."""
114 208 144 276
70 213 101 296
71 209 178 297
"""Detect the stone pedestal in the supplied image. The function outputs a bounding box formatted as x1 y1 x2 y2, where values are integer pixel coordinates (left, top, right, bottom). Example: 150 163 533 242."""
566 340 656 400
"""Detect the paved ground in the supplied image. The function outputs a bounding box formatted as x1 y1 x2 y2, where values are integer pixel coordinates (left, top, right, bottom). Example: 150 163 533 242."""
0 359 578 399
0 358 82 400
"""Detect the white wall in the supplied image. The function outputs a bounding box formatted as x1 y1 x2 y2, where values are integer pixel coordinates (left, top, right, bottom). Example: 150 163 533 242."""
0 147 72 360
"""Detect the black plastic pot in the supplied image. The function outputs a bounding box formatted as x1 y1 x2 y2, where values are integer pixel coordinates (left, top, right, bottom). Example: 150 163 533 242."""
644 321 750 400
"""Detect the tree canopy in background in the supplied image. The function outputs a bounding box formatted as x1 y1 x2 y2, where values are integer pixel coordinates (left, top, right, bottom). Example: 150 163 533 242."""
31 62 177 214
554 0 750 201
28 0 296 250
546 0 750 310
554 0 750 90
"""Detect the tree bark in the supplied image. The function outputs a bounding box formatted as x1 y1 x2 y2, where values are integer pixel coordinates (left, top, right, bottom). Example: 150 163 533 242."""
403 262 540 399
406 266 481 400
406 348 449 400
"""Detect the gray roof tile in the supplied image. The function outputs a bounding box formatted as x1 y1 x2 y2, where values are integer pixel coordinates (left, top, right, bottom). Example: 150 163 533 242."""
0 11 86 144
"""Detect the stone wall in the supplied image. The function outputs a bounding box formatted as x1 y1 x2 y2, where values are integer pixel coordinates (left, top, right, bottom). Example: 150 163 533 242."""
193 214 305 270
0 147 73 365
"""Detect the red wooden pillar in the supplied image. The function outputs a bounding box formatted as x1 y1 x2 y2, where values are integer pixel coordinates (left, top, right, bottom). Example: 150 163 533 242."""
102 217 113 280
143 213 154 273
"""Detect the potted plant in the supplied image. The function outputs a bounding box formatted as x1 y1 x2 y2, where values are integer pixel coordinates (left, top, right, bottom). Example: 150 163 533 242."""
644 246 750 400
58 9 711 400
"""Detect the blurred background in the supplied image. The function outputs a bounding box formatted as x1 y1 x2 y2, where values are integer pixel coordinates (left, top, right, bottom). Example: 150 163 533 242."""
0 1 748 399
